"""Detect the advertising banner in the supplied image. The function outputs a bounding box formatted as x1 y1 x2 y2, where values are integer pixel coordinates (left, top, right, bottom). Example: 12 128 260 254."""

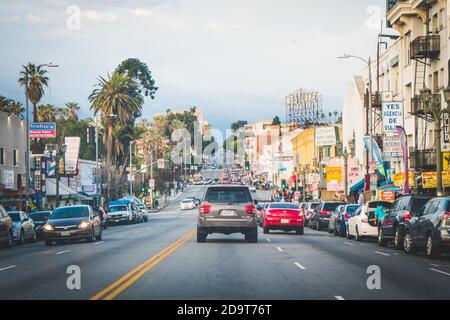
315 127 337 146
382 102 404 133
392 172 415 188
64 137 81 173
422 171 450 189
383 134 403 158
326 167 342 183
30 123 56 139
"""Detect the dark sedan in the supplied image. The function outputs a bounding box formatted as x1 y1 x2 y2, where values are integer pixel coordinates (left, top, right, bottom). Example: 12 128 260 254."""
30 211 51 240
43 205 102 246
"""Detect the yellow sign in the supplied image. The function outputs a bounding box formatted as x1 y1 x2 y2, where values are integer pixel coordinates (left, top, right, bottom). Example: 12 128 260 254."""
326 167 342 183
444 152 450 171
421 171 450 189
392 172 415 187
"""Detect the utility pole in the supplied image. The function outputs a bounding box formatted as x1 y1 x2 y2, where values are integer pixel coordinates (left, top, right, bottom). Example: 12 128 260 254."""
95 125 100 206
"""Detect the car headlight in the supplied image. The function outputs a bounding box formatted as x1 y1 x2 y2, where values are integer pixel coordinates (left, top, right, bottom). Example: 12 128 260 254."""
78 221 90 229
44 224 54 231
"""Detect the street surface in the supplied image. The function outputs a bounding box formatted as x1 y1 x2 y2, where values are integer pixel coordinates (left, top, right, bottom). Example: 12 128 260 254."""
1 170 450 300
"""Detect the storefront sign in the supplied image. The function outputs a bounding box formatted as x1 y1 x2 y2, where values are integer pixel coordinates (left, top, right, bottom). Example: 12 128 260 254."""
421 171 450 189
383 134 403 158
392 172 415 187
380 190 396 201
315 127 337 146
326 167 342 183
382 102 404 133
444 152 450 171
30 123 56 139
64 137 81 173
443 112 450 144
2 170 14 189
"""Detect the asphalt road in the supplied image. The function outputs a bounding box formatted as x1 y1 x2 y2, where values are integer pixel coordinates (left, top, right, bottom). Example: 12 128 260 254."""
1 170 450 300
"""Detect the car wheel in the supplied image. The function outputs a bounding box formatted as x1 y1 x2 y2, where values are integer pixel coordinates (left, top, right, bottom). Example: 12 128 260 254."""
346 228 352 239
403 232 417 254
338 226 345 238
5 230 13 248
378 227 388 247
197 228 207 243
87 229 95 243
394 228 404 250
30 231 36 243
426 235 441 259
245 229 258 243
328 227 333 234
334 225 339 236
45 240 52 246
96 228 103 241
355 227 362 242
296 227 304 235
18 229 25 245
263 227 269 234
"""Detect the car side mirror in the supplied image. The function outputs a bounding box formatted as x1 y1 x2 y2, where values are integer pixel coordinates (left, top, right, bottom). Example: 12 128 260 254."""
254 200 259 205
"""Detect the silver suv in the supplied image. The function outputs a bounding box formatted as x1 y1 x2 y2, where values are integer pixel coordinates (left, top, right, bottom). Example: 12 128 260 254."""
197 185 258 243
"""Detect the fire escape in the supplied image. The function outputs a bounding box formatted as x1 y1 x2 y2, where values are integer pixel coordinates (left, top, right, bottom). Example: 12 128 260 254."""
410 1 440 172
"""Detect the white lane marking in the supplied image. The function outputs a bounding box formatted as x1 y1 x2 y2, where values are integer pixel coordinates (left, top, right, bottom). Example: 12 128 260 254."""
56 250 71 255
0 265 16 272
295 262 306 270
430 268 450 277
335 296 345 300
430 263 441 267
344 242 355 246
116 235 125 239
94 241 105 245
266 239 271 242
133 231 141 234
375 251 390 257
276 246 284 252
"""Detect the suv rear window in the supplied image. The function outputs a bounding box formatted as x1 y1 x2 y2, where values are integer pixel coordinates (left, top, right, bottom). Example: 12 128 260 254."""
108 206 128 212
310 203 320 209
323 203 345 211
205 187 252 204
411 197 431 214
270 203 299 209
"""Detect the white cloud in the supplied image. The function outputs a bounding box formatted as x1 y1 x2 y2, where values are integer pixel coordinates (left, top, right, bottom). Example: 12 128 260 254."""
26 13 46 24
130 8 151 17
82 10 118 22
206 21 238 32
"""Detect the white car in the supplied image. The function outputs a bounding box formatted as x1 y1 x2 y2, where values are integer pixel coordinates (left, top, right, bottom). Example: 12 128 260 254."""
347 206 378 241
107 204 135 225
249 186 257 193
180 199 196 210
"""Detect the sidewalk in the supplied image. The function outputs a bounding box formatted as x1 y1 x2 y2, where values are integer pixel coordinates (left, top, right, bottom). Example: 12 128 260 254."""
148 187 187 213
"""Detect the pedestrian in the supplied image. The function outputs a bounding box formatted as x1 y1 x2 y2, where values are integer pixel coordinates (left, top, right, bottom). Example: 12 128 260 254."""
357 191 365 205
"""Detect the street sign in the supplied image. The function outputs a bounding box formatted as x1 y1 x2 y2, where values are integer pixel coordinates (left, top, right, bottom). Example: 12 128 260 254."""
30 123 56 139
149 179 155 190
382 102 404 133
278 167 287 172
157 159 165 169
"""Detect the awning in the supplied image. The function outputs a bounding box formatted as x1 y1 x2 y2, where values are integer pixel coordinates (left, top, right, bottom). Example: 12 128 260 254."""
350 179 365 192
45 179 84 199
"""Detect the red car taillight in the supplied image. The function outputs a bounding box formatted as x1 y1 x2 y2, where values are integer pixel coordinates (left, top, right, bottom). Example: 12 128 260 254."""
298 211 304 217
321 210 330 215
344 213 349 221
200 204 211 214
441 211 450 221
404 211 411 222
361 217 368 223
245 205 257 215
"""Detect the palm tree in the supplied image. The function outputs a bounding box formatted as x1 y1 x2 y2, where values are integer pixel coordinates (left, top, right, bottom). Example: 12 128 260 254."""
37 104 57 122
56 107 67 122
7 101 25 116
65 102 80 121
18 63 49 122
89 72 144 200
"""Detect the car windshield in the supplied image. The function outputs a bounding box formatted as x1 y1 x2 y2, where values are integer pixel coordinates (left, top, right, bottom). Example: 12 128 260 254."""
205 187 252 204
108 206 128 212
411 198 431 214
323 203 345 211
8 212 21 222
310 203 320 209
345 205 361 217
368 201 393 209
30 211 51 221
183 200 193 204
270 203 299 209
51 207 89 220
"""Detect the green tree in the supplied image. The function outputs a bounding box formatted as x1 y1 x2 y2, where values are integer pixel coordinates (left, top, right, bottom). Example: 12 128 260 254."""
18 63 49 122
36 104 57 122
65 102 80 121
272 116 281 126
116 58 158 99
7 101 25 116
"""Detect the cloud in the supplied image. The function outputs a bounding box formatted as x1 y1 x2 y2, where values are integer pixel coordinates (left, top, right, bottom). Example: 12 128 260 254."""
130 8 151 17
0 16 20 24
82 10 118 22
206 21 238 32
26 13 46 24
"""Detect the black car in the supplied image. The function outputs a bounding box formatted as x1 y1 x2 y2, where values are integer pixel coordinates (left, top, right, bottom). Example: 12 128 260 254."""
30 211 51 240
93 206 108 229
378 195 432 249
0 205 13 248
43 205 102 246
310 201 346 231
403 197 450 258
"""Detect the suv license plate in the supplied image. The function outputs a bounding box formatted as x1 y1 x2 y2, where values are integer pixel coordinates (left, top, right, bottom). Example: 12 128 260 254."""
221 210 237 217
281 219 289 224
61 231 71 237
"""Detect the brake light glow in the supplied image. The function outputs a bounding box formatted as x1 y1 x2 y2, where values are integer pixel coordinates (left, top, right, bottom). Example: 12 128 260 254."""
442 211 450 220
344 213 349 221
200 204 211 214
321 210 330 215
245 205 257 214
404 211 411 222
298 211 304 217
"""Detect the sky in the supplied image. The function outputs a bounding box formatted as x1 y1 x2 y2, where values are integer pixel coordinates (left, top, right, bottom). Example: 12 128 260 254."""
0 0 389 132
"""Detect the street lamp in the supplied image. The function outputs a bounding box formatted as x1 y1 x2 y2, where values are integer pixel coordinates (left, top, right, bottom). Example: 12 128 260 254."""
338 54 373 177
24 63 59 213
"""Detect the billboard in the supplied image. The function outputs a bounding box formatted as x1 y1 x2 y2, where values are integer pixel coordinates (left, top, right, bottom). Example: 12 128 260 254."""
30 123 56 139
315 127 337 146
64 137 81 173
382 102 404 133
422 172 450 189
383 134 403 158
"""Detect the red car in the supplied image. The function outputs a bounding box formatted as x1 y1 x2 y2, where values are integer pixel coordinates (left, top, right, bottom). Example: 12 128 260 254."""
262 203 304 235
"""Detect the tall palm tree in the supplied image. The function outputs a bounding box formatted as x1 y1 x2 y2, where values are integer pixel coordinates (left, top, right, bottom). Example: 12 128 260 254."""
0 96 13 113
65 102 80 121
37 104 57 122
56 107 67 122
7 101 25 116
18 63 49 122
89 72 144 200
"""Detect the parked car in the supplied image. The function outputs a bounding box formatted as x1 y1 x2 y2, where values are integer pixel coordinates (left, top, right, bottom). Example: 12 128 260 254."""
328 205 345 234
304 202 320 227
43 205 102 246
249 186 257 193
137 204 149 222
93 206 108 230
30 211 51 240
185 197 201 207
181 199 196 210
333 204 361 237
107 204 135 225
347 205 379 241
262 202 304 235
0 205 13 248
8 211 36 244
256 202 270 226
403 197 450 258
310 201 346 231
197 185 258 243
378 195 431 249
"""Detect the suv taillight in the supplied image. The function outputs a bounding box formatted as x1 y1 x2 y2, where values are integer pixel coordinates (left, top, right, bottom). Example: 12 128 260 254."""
321 210 330 215
442 211 450 221
404 211 411 222
344 213 349 221
200 204 211 214
361 217 368 223
245 205 257 215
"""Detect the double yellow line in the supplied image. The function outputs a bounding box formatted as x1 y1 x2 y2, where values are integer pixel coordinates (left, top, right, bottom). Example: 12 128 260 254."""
90 229 196 300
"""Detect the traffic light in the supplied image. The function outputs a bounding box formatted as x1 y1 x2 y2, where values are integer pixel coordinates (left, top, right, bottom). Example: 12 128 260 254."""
87 127 96 144
281 180 287 190
245 161 251 172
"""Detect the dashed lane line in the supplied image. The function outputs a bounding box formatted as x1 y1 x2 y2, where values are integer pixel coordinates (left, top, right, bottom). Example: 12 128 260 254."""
55 250 71 255
295 262 306 270
430 268 450 277
0 265 16 272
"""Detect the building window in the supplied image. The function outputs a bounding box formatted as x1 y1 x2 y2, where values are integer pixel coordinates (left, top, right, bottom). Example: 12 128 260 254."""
0 147 4 165
13 150 18 166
